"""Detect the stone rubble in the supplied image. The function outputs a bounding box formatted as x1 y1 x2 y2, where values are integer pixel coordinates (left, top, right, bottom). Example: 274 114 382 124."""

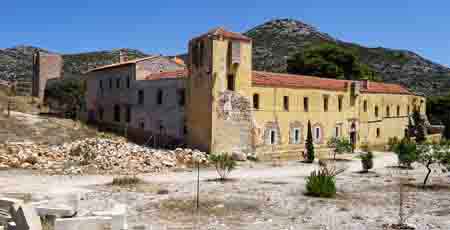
0 137 208 175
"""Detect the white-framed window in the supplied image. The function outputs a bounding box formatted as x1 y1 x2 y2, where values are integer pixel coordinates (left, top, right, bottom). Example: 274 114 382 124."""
267 129 278 145
292 128 301 144
335 126 340 137
313 125 322 143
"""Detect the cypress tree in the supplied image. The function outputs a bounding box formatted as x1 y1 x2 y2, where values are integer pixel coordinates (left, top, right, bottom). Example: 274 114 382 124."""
306 120 315 163
413 108 426 143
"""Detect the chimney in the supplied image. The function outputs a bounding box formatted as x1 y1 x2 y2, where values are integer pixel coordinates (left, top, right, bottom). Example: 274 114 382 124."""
119 49 128 63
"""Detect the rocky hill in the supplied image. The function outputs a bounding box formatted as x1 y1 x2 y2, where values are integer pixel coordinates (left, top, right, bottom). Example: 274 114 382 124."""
245 19 450 96
0 47 149 81
1 18 449 96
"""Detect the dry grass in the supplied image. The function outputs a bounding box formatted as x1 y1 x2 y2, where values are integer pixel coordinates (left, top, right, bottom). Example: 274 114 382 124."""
111 176 142 186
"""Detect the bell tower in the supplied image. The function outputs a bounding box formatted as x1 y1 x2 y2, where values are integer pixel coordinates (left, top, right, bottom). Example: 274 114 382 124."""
186 28 253 153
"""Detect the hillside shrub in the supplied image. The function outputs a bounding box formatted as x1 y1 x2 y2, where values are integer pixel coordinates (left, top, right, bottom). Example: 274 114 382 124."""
209 153 237 180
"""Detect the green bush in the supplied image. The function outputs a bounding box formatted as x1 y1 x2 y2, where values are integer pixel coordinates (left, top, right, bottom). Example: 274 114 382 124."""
361 152 374 172
208 153 237 180
305 168 337 198
327 137 353 159
388 137 400 151
393 138 417 168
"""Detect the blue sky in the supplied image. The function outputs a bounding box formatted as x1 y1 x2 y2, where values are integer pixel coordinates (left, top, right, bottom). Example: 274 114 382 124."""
1 0 449 66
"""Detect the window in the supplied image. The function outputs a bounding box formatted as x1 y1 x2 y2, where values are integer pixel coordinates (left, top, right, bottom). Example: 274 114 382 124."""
99 80 103 89
338 96 343 112
116 78 120 88
98 107 104 121
177 89 185 107
139 120 145 129
114 105 121 122
323 97 329 112
157 89 163 105
335 126 340 137
270 130 277 145
126 77 130 88
314 126 322 143
125 106 131 123
227 74 235 91
375 106 379 118
291 128 301 144
109 79 112 89
386 106 390 117
397 105 400 117
304 97 309 112
253 94 260 109
138 90 144 105
183 125 188 135
363 100 368 112
407 105 410 115
283 96 289 111
376 128 381 138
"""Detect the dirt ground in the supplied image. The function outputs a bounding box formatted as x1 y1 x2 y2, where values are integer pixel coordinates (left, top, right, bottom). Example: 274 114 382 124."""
0 152 449 230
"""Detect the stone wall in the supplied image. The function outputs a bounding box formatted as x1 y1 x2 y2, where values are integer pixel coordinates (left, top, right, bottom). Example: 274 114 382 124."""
32 52 63 100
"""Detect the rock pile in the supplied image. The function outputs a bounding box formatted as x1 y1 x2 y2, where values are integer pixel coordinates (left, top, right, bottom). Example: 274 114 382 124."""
0 137 208 174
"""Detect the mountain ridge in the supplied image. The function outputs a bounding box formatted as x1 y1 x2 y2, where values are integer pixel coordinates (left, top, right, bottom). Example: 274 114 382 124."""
1 18 449 96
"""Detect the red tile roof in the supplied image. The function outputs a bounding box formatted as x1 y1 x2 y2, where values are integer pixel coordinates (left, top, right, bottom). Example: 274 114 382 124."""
251 71 413 95
360 81 412 95
145 69 187 81
88 56 159 72
252 71 350 91
193 27 252 42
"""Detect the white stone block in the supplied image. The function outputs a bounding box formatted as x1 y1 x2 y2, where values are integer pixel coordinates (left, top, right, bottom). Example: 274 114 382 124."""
54 216 112 230
35 204 75 218
92 204 127 230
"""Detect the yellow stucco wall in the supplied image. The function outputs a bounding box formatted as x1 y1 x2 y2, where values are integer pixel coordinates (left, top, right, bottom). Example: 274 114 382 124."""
185 31 428 157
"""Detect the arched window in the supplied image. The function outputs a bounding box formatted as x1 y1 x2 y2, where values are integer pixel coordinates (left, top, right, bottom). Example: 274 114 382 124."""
114 104 121 122
157 89 163 105
397 105 400 117
98 107 104 121
375 106 379 118
270 130 277 145
138 90 144 105
283 96 289 111
313 124 323 143
253 93 260 109
289 121 303 144
386 106 390 117
125 105 131 123
227 74 235 91
363 100 368 112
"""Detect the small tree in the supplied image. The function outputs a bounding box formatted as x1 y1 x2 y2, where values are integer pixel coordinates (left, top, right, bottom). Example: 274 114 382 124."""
361 152 374 173
208 153 237 181
412 108 426 143
327 137 352 160
416 142 450 187
393 138 417 169
305 120 315 163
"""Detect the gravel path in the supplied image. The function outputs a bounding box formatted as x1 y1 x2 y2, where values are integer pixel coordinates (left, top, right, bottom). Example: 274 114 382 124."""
0 152 449 230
